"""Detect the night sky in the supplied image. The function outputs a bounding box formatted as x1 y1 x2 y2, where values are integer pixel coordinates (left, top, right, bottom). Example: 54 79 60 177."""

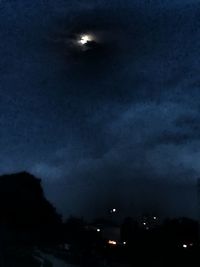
0 0 199 219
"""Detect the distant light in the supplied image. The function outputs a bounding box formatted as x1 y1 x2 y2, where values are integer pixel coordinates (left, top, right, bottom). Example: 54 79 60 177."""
97 228 101 232
153 216 157 220
108 240 117 245
189 243 194 247
143 222 146 226
183 244 188 249
110 208 117 213
146 227 149 230
123 241 127 245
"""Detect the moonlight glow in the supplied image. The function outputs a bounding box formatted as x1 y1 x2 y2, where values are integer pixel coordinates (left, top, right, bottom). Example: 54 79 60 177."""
78 34 93 45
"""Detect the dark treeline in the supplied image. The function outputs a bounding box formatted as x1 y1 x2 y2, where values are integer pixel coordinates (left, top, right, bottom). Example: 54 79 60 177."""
0 172 62 266
0 172 199 266
62 216 199 267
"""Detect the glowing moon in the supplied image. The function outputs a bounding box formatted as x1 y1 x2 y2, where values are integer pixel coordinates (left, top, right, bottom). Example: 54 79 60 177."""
78 34 93 45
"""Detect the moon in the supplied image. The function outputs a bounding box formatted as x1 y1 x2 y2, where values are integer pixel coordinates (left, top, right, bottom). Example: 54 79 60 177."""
78 34 94 46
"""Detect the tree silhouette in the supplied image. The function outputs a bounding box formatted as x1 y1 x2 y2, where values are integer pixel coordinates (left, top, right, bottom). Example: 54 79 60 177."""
0 172 61 232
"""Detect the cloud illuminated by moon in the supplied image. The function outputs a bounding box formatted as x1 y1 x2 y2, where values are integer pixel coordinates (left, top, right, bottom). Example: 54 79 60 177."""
78 34 94 45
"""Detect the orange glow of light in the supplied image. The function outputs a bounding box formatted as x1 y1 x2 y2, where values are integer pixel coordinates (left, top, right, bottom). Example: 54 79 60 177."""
108 240 117 245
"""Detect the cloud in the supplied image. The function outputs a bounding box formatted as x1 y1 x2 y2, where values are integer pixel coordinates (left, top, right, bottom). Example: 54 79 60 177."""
1 0 200 219
30 101 199 218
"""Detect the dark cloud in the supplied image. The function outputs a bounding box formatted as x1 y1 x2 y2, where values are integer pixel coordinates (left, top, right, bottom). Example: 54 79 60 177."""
0 0 200 219
156 132 193 145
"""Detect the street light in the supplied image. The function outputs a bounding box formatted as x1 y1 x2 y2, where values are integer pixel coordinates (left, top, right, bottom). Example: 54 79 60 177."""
110 208 117 213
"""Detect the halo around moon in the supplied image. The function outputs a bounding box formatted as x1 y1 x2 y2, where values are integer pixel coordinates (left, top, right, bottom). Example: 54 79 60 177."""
78 34 94 45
